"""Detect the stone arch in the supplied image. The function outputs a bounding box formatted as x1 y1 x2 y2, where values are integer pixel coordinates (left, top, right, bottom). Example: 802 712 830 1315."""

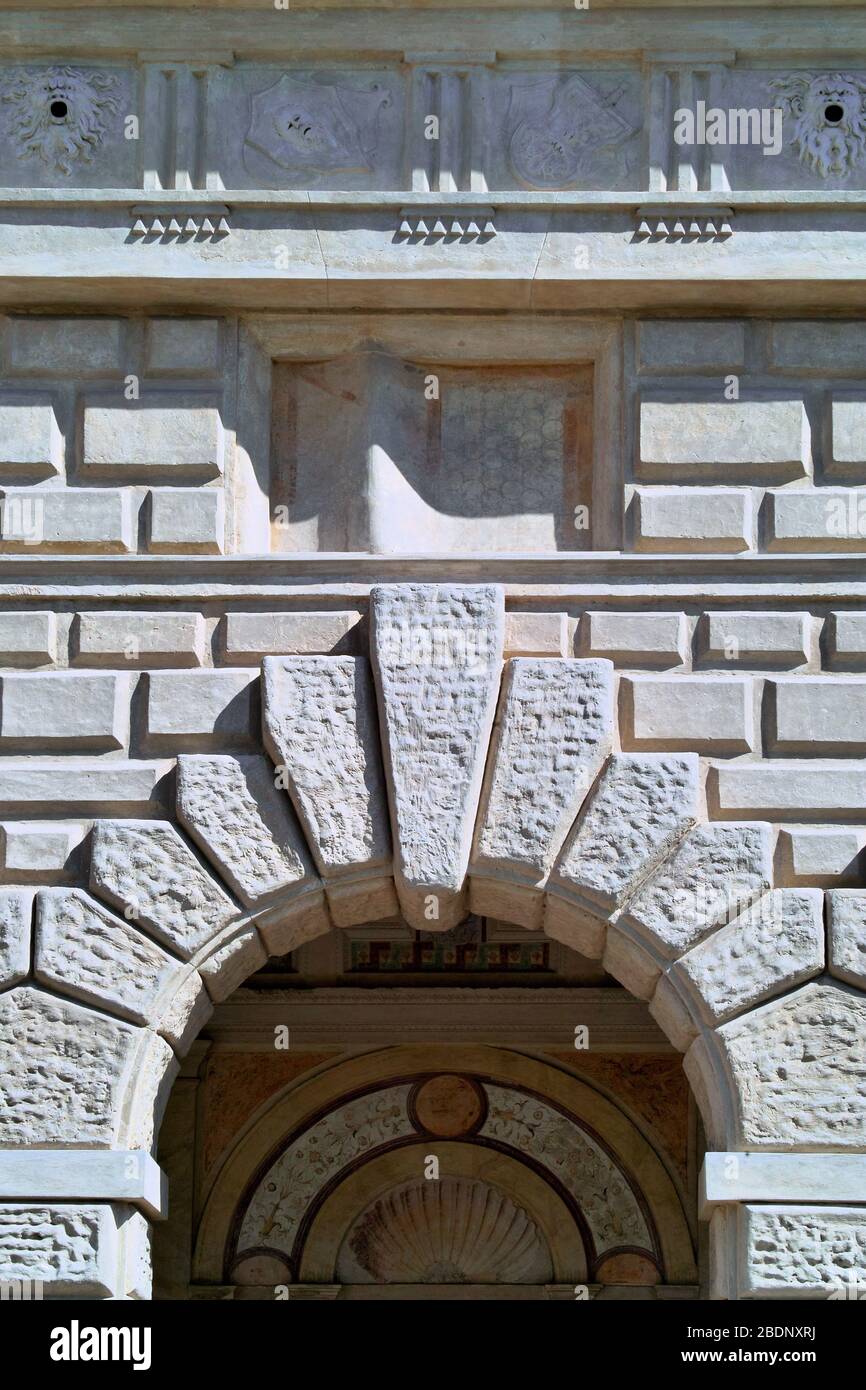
1 583 865 1299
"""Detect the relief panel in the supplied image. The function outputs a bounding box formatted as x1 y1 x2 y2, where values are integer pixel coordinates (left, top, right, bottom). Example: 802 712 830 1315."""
0 64 138 188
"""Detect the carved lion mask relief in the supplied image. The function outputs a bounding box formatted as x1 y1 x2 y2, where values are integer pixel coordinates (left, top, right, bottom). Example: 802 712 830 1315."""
771 72 866 178
1 65 120 175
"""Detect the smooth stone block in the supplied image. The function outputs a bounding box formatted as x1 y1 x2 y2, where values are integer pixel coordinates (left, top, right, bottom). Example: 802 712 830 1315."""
8 318 125 375
0 488 134 552
632 488 753 552
621 675 754 753
223 611 362 660
710 763 866 817
777 827 865 886
0 611 56 664
827 890 866 989
147 487 224 553
72 610 205 667
144 318 222 375
81 391 224 479
767 677 866 754
698 611 809 666
145 669 257 745
0 394 62 477
637 320 746 372
582 611 687 667
638 399 809 478
504 611 567 657
0 671 128 750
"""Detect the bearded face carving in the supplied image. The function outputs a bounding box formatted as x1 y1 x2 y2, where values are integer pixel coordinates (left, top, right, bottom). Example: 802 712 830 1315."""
771 72 866 178
1 66 119 175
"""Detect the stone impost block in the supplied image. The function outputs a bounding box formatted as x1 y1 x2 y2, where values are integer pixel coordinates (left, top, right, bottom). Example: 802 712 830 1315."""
471 659 613 927
0 761 166 813
826 890 866 989
0 394 62 478
262 655 394 927
147 487 224 553
0 671 129 750
700 1153 866 1215
830 398 866 479
581 611 687 667
370 584 504 930
176 753 323 914
632 488 753 553
710 762 866 818
776 827 865 886
0 1151 166 1221
698 611 809 667
145 669 257 747
637 320 746 372
621 675 754 753
0 611 56 664
621 822 774 967
81 392 224 479
0 986 139 1147
0 488 134 552
223 611 362 661
144 318 222 375
652 888 824 1048
548 753 699 919
767 676 866 754
34 888 209 1050
826 612 866 669
0 887 31 988
503 612 567 657
708 981 866 1149
72 611 205 666
90 819 237 959
638 399 810 480
765 489 866 550
8 318 125 376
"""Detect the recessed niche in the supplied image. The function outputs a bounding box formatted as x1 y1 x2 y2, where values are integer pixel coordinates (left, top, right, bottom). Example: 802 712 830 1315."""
270 348 594 553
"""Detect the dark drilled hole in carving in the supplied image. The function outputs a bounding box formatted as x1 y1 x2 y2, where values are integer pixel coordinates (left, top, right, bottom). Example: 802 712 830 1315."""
824 103 845 124
49 100 68 120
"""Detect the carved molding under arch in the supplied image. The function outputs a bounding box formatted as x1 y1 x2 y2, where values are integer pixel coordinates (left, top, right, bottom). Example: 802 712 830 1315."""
1 583 865 1299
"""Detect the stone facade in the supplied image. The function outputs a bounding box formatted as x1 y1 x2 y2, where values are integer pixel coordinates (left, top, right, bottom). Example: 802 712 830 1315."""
0 0 866 1302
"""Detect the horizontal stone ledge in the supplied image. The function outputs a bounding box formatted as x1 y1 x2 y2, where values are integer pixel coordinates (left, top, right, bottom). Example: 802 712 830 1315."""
700 1153 866 1219
0 1151 167 1221
0 761 170 811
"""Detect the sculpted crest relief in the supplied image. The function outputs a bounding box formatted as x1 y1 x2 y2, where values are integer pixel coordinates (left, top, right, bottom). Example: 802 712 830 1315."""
0 65 119 174
771 71 866 178
244 73 391 179
507 73 635 188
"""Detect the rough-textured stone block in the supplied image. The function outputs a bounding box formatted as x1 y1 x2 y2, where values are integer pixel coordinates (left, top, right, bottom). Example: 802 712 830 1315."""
768 677 866 754
737 1206 866 1299
262 655 393 926
1 822 84 878
827 890 866 989
622 822 773 963
830 399 866 478
699 611 809 666
711 763 866 817
471 659 613 926
0 672 128 750
0 887 31 987
371 584 504 930
504 612 567 657
0 488 134 552
657 889 824 1044
176 753 321 911
8 318 125 375
638 399 809 479
34 888 207 1049
145 318 222 375
710 981 866 1148
0 1204 124 1297
0 395 62 477
90 819 236 959
82 392 223 479
621 675 754 753
0 611 56 665
765 489 866 550
582 611 687 667
0 986 139 1147
632 488 752 552
777 827 865 886
637 321 746 372
0 761 165 812
549 753 699 915
72 611 205 667
223 611 362 660
147 487 224 553
826 612 866 669
145 670 257 745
